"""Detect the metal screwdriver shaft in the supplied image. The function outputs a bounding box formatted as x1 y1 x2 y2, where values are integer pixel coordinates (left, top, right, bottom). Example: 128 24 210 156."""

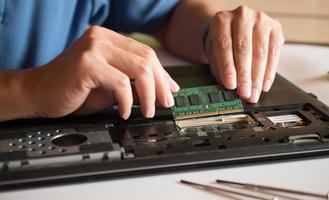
216 179 328 199
180 180 277 200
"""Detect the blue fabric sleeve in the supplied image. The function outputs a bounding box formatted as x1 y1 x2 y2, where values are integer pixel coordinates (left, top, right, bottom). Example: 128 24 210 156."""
103 0 180 34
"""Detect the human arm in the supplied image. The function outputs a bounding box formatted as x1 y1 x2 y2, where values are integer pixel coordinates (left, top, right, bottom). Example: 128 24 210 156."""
0 70 34 122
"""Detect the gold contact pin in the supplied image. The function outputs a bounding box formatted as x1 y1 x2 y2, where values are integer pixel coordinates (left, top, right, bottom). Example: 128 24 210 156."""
218 108 243 115
175 111 218 120
175 108 243 121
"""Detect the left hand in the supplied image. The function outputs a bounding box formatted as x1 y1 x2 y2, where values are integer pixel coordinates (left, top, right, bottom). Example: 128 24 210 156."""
205 5 284 103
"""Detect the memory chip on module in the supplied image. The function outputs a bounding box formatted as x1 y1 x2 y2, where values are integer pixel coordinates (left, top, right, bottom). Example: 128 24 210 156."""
171 85 244 120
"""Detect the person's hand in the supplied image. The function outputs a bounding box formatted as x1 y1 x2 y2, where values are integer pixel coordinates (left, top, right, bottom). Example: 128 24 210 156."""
22 26 179 120
205 5 284 103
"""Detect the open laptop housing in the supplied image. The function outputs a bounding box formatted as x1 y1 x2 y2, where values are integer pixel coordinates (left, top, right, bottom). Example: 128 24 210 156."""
0 65 328 190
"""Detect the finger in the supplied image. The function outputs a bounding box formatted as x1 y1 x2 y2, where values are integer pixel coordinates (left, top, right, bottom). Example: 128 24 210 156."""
97 64 133 120
204 21 220 82
122 45 175 108
163 69 180 93
100 44 156 117
232 7 254 99
205 36 219 82
205 45 224 87
152 58 176 107
263 22 284 92
107 43 175 110
249 19 271 103
211 12 237 90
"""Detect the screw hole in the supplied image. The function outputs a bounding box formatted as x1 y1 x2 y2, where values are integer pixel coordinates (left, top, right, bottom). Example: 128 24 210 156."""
323 134 329 139
278 138 286 143
156 150 164 155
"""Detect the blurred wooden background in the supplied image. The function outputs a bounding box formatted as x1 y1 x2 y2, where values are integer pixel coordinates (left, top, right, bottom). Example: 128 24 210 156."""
214 0 329 45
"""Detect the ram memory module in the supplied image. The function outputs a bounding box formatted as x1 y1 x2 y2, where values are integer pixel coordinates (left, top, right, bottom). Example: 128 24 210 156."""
171 85 244 120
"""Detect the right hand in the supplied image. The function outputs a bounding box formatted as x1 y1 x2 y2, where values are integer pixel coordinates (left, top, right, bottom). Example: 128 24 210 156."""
22 26 180 120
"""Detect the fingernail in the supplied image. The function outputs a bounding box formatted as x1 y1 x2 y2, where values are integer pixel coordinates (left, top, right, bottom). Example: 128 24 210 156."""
146 106 155 118
250 88 260 103
166 92 175 107
226 75 236 90
170 80 180 92
122 113 130 120
263 80 272 92
239 82 251 98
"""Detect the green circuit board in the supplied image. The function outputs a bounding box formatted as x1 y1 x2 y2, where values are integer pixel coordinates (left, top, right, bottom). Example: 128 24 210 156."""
171 85 244 120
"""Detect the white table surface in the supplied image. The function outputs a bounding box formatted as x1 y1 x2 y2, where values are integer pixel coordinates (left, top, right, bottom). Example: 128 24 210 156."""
1 44 329 200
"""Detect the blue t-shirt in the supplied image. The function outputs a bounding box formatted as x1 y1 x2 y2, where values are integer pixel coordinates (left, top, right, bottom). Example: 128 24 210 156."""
0 0 179 69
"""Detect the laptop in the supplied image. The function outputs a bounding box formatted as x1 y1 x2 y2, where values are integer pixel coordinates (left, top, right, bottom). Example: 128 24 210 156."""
0 64 328 190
